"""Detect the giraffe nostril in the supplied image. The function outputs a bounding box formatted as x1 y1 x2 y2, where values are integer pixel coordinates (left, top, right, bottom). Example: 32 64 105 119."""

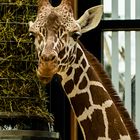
41 53 57 62
51 55 56 61
47 54 56 61
41 54 46 61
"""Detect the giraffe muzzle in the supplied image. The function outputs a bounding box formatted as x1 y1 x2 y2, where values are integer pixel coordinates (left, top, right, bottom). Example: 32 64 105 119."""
37 58 58 84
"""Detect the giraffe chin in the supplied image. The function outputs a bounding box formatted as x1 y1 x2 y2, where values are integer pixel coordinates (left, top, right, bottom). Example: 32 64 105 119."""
36 70 54 84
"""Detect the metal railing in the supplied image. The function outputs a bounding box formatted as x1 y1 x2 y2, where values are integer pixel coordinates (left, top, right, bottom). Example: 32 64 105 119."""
103 0 140 131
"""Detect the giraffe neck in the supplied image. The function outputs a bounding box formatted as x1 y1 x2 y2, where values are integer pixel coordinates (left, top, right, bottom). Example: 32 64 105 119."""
58 44 131 140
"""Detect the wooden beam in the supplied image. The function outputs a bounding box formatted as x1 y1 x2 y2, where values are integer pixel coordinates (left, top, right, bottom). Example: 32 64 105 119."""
70 1 78 140
70 110 78 140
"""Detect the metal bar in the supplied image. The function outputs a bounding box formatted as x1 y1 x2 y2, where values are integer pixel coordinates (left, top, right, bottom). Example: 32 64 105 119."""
112 0 118 19
0 112 42 118
0 130 59 138
0 58 37 62
0 41 32 43
0 111 49 118
0 22 28 25
124 0 132 117
135 31 140 133
111 0 119 93
125 32 131 116
0 78 37 81
2 20 140 32
112 32 119 93
0 97 37 99
135 0 140 131
99 20 140 31
0 3 37 6
125 0 131 19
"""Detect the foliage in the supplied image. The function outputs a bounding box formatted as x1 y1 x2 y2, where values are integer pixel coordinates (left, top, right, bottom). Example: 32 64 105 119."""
0 0 54 125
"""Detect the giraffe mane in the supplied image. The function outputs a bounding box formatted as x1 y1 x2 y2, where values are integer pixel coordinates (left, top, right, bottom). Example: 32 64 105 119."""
79 41 140 140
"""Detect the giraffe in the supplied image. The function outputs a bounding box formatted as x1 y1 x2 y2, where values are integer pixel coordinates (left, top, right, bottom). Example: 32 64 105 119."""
28 0 140 139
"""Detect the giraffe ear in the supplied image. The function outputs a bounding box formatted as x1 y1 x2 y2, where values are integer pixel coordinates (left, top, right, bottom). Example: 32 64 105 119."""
77 5 103 33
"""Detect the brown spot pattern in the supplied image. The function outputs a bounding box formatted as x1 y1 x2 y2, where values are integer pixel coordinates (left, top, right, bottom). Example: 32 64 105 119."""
61 55 68 63
64 79 74 94
79 76 88 90
81 59 87 68
74 67 83 85
69 56 74 63
80 110 105 140
62 34 67 42
59 48 65 59
75 48 83 64
66 67 73 76
87 67 99 81
90 85 111 105
106 106 129 139
70 92 90 117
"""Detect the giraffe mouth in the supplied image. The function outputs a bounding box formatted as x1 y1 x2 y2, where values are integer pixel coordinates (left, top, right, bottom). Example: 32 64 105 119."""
36 60 58 84
36 70 53 84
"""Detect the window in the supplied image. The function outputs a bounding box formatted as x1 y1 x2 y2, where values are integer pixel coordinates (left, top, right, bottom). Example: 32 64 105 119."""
102 0 140 131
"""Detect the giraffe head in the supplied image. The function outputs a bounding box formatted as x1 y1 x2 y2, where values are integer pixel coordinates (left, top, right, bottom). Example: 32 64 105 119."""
29 0 103 84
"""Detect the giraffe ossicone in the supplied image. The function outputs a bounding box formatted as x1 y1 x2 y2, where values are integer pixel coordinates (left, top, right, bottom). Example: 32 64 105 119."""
29 0 140 139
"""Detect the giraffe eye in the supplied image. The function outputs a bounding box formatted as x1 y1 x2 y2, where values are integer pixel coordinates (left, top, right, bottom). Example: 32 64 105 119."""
71 31 81 41
29 32 35 40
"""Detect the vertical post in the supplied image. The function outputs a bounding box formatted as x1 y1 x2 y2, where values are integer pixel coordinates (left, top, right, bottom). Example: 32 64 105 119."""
112 0 119 93
135 0 140 131
70 0 78 140
72 0 78 18
71 110 78 140
124 0 131 117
